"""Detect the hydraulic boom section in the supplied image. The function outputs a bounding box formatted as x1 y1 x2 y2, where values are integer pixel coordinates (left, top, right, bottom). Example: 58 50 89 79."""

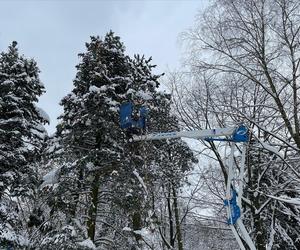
119 102 256 250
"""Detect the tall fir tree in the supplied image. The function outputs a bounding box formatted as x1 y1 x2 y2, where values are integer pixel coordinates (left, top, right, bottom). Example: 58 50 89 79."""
0 42 48 248
40 32 138 249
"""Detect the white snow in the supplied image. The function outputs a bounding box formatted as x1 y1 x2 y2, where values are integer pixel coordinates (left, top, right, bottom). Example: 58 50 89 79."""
2 79 13 85
30 123 48 139
86 162 95 170
6 94 21 102
136 90 153 100
85 119 92 126
259 142 280 154
107 48 120 53
133 169 148 195
105 97 119 106
89 85 100 92
99 85 108 91
16 72 27 78
111 170 118 175
122 227 132 232
41 167 61 188
0 224 29 246
46 140 60 154
266 194 300 205
34 105 50 123
148 80 157 88
89 85 109 93
78 239 96 249
133 228 156 247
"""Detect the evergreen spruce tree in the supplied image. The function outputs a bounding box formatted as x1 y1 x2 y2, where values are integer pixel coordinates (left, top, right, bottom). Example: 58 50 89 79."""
0 42 48 248
40 32 136 249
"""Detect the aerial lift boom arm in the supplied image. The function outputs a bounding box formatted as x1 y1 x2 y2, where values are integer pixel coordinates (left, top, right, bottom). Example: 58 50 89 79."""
120 103 256 250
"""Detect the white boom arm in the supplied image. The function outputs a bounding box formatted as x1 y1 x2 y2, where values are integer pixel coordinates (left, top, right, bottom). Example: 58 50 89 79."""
132 127 236 141
131 125 256 250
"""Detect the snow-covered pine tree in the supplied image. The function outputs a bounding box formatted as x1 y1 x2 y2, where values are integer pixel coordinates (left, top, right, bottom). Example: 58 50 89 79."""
38 33 122 248
42 31 197 250
0 41 48 249
106 54 162 249
39 32 137 249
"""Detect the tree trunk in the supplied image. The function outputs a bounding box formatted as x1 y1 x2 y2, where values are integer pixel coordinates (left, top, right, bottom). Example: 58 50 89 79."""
172 185 183 250
87 172 100 241
167 184 175 248
67 168 83 223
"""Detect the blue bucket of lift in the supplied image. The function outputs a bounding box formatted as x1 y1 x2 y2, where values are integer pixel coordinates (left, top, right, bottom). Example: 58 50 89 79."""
120 102 147 130
137 106 147 129
120 103 133 129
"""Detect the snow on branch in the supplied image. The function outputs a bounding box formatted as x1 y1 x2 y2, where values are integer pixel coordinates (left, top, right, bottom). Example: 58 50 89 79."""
133 169 148 195
264 194 300 206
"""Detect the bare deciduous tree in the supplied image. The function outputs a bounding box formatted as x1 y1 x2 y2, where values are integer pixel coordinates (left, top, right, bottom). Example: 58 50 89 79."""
167 0 300 249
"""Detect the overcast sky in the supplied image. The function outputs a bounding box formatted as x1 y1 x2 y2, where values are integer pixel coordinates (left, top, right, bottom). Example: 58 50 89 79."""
0 0 207 134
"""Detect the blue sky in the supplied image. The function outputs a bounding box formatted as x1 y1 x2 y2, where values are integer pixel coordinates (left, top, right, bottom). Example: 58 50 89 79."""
0 0 207 133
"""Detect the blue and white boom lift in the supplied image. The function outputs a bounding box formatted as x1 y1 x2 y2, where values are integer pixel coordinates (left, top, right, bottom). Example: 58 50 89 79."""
120 102 256 250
